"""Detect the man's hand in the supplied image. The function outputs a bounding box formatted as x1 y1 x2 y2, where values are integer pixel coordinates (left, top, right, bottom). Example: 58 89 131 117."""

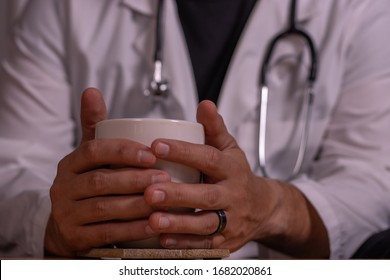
144 100 329 258
44 88 170 257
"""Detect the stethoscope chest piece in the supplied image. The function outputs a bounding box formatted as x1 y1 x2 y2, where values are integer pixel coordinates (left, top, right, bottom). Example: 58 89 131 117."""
143 61 169 98
144 79 169 98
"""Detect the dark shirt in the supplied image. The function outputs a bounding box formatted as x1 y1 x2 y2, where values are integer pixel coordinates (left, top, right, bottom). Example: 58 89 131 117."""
176 0 257 103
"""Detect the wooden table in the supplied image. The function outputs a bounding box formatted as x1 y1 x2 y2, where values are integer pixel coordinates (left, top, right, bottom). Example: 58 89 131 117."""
82 248 230 259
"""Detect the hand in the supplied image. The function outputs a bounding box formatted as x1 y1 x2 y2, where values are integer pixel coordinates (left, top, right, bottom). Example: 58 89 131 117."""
144 100 329 258
144 100 265 252
44 88 170 257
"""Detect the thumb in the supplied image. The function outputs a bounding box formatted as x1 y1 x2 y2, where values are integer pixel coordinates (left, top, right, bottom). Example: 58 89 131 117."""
80 88 107 143
196 100 238 151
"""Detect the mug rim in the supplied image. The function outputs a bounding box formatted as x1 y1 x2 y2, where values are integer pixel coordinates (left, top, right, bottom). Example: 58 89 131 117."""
96 118 203 128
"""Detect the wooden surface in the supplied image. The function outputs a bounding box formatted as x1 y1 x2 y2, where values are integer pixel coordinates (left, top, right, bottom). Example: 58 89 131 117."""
81 248 230 259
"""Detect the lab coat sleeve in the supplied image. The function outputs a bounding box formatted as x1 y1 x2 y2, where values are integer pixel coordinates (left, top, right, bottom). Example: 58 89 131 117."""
0 0 73 257
292 1 390 259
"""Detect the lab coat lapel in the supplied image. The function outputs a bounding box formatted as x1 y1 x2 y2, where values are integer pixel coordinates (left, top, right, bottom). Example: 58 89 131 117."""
121 0 156 72
218 0 319 134
120 0 155 15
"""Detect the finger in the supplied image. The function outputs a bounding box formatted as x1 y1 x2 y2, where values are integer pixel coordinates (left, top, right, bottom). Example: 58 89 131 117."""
80 88 107 144
144 182 228 210
61 138 157 173
159 234 225 250
196 100 238 151
148 210 223 236
69 168 171 200
71 195 153 225
65 220 157 253
151 140 227 179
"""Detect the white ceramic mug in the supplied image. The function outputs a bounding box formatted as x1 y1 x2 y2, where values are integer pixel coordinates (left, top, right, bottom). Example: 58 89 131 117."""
95 118 205 248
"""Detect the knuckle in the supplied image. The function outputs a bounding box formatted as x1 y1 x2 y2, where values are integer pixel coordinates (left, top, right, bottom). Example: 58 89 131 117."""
203 187 220 208
204 149 221 172
56 157 67 173
94 199 109 221
176 215 186 231
173 187 187 204
130 172 143 188
98 224 114 244
89 171 108 194
180 144 193 160
82 140 100 163
116 141 131 160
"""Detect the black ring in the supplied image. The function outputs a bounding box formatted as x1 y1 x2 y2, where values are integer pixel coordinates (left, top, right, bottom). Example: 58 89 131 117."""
210 210 227 235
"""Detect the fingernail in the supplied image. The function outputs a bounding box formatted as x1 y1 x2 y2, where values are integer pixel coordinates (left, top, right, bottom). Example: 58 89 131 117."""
158 216 170 229
164 238 177 247
138 150 155 163
152 190 166 203
145 225 156 236
155 142 169 157
152 174 169 184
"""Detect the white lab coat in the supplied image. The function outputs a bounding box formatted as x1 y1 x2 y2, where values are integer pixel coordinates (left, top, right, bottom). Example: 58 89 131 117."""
1 0 390 259
0 0 29 62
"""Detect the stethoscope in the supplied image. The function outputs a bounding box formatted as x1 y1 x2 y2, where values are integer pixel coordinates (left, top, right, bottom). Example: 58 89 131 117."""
143 0 169 98
144 0 318 181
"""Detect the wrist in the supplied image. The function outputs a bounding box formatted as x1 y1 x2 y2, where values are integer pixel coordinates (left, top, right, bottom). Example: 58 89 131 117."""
255 178 329 258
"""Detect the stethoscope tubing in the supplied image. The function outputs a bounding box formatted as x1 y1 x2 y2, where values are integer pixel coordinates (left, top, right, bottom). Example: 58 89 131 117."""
258 0 317 180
